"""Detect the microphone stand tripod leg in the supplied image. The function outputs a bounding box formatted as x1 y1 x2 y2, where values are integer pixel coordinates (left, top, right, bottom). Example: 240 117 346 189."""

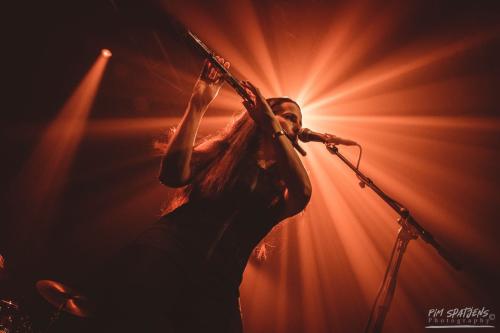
365 218 417 333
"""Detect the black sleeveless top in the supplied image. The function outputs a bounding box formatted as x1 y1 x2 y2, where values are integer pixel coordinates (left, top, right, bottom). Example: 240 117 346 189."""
136 161 287 297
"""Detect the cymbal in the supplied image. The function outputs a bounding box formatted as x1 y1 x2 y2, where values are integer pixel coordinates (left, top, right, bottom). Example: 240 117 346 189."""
36 280 92 318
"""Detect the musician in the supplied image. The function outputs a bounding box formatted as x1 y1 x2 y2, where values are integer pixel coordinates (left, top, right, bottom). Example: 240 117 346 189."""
103 57 311 332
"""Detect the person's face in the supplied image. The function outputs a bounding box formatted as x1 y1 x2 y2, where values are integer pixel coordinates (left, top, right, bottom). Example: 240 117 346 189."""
273 102 302 141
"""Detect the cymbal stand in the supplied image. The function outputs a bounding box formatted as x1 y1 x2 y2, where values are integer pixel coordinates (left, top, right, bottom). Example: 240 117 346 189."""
45 295 69 332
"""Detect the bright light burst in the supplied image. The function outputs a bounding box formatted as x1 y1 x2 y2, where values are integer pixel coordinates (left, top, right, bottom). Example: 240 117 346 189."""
30 1 496 332
152 1 500 332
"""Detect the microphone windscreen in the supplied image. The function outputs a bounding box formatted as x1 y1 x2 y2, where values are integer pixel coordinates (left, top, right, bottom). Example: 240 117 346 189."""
298 128 312 142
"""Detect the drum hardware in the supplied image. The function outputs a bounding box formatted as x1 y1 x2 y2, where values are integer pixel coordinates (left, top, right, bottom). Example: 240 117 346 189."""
36 280 92 332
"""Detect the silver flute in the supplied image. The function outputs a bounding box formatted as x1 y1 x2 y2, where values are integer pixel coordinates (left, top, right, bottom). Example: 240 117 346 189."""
186 30 307 156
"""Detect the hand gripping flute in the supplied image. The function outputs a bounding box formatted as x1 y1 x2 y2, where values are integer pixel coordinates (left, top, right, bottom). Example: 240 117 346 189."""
186 30 307 156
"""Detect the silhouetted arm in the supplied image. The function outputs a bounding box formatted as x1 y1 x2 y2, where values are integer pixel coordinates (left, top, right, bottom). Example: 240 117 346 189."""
159 58 229 187
243 82 312 219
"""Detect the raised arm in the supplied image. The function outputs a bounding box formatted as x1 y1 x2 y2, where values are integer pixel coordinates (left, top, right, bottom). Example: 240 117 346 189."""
242 82 312 219
159 57 229 187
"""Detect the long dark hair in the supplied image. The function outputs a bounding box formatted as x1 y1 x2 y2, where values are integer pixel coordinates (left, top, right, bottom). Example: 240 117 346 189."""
158 97 300 215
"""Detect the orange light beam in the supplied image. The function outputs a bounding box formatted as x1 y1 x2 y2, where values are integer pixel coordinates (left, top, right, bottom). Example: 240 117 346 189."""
305 31 497 112
13 52 110 249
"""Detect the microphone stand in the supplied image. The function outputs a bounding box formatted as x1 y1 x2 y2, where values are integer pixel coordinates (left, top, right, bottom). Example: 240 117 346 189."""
324 143 461 333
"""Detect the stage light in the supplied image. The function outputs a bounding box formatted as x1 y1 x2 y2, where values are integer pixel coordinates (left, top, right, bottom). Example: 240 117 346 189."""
101 49 112 58
13 52 110 261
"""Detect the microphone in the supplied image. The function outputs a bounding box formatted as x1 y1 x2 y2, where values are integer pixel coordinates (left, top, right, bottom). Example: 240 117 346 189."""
298 128 358 146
